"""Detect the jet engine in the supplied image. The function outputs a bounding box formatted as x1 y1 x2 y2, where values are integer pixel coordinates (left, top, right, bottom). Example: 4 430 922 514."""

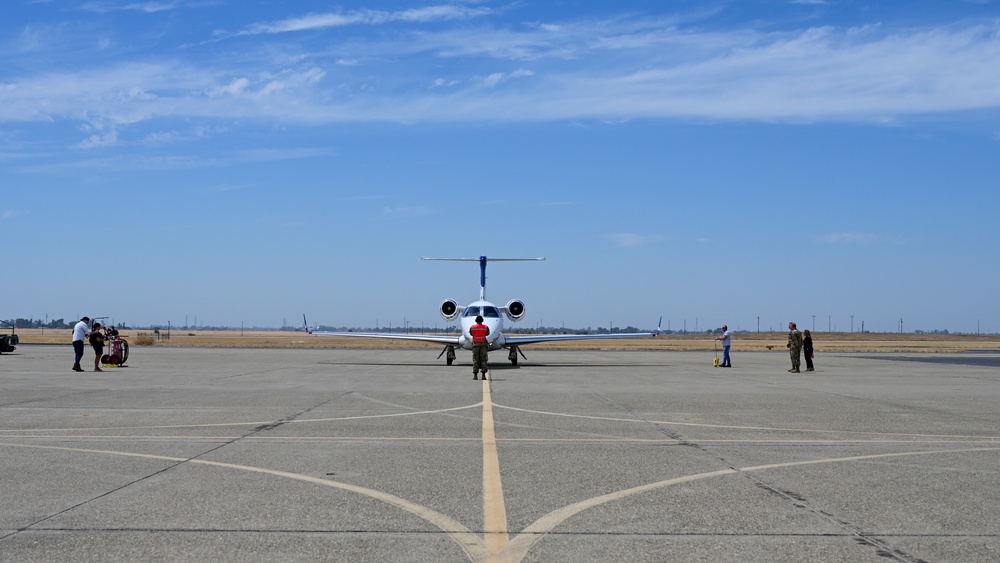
504 299 526 322
439 299 460 322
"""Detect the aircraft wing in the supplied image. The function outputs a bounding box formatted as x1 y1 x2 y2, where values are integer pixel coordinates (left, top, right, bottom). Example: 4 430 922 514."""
311 331 461 346
503 332 654 346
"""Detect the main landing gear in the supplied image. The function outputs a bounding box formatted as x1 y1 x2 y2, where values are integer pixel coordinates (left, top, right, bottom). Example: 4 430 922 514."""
508 345 527 366
438 345 526 366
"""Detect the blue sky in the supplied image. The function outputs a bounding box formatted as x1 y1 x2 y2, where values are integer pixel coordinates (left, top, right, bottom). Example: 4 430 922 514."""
3 1 999 333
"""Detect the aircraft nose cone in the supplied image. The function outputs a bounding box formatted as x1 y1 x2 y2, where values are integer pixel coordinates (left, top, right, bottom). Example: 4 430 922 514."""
487 321 501 342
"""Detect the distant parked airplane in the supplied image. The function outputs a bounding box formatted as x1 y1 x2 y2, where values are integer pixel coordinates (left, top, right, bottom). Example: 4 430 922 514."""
307 256 657 365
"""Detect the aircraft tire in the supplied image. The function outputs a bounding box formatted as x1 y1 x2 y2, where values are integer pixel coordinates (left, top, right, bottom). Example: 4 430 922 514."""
510 355 517 366
447 357 453 366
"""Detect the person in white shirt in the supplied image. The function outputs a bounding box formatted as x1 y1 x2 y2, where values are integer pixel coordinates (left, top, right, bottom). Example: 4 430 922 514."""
72 317 90 372
715 325 732 367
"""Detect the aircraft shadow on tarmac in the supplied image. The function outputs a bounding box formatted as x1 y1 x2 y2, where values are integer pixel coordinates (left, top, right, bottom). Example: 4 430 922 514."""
856 355 1000 368
316 361 668 368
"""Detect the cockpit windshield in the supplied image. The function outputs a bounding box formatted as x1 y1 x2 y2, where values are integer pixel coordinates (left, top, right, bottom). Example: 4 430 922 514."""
463 306 500 318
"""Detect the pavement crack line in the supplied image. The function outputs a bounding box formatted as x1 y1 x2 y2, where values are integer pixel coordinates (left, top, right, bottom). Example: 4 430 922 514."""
0 390 108 409
12 527 995 539
0 394 346 545
4 442 998 563
588 393 927 563
740 471 924 563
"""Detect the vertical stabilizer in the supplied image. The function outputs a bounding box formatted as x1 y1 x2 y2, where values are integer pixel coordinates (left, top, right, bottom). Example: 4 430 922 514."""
479 256 487 300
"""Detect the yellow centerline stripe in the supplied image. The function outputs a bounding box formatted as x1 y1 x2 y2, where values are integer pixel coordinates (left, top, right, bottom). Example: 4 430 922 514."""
481 378 511 561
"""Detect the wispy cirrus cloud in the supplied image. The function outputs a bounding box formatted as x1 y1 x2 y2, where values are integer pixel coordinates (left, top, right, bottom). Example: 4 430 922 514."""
243 5 493 35
80 1 180 13
4 12 1000 148
16 147 331 173
77 129 119 149
476 69 534 88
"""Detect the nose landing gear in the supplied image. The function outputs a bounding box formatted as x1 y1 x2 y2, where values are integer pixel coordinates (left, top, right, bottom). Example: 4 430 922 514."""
437 345 457 366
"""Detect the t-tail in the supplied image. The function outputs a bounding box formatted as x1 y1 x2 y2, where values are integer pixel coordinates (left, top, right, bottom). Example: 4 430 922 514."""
421 255 545 300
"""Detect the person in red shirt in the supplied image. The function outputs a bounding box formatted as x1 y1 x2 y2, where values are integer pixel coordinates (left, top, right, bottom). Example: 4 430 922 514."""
470 315 490 380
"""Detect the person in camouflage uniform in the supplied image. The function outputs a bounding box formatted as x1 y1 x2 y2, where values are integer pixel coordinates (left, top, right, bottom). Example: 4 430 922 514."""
786 321 803 373
470 315 490 380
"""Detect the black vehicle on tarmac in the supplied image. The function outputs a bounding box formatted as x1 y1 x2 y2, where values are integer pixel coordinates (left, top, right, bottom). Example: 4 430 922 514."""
0 320 18 353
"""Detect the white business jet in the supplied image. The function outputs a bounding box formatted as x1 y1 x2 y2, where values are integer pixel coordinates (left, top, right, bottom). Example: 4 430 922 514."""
308 256 657 366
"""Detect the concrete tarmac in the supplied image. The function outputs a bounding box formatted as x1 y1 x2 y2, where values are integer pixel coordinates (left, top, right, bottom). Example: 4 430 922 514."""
1 344 999 562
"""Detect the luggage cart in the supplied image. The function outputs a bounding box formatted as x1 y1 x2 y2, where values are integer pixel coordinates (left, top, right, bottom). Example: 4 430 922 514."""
101 325 129 367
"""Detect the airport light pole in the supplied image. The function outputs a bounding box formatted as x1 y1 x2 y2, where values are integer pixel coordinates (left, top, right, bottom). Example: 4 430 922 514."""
757 316 760 333
850 315 854 333
812 315 815 331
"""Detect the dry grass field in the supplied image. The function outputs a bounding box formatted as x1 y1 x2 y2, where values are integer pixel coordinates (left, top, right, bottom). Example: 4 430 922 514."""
11 328 1000 353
